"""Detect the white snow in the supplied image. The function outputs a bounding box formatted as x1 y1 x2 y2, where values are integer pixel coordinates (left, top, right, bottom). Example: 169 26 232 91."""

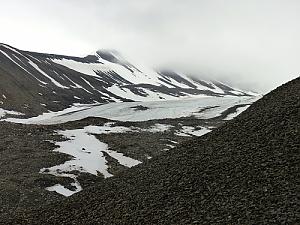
5 96 259 125
107 85 182 102
46 184 78 197
81 77 96 90
230 90 244 95
223 105 250 120
4 104 92 122
159 76 192 89
0 49 32 74
1 44 24 56
176 126 211 137
146 124 173 133
1 96 259 197
40 122 182 196
54 53 162 89
27 59 69 89
51 55 245 95
41 123 142 196
0 108 23 118
52 58 109 78
45 173 82 197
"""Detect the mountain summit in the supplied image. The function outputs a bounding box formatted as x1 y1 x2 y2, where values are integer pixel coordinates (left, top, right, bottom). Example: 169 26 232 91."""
0 44 253 116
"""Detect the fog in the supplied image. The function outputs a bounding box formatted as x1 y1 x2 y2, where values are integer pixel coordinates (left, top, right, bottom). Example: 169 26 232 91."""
1 0 299 92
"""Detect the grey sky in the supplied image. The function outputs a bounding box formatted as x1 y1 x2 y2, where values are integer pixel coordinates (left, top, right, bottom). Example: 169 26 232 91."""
1 0 299 92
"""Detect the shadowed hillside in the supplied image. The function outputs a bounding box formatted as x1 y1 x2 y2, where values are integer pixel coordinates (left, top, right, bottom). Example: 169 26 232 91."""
5 77 300 224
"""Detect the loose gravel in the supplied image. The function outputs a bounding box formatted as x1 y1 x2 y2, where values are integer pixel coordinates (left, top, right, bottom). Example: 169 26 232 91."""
4 78 299 224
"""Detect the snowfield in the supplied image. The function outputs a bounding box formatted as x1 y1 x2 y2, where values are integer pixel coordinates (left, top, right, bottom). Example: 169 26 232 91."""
1 96 260 197
41 123 179 196
4 96 259 125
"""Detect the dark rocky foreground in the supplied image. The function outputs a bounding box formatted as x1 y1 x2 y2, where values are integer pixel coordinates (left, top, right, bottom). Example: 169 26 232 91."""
0 98 244 218
0 114 230 219
3 77 300 224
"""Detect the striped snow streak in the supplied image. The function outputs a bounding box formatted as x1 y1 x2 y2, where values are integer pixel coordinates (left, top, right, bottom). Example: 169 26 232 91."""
27 60 70 89
0 49 31 74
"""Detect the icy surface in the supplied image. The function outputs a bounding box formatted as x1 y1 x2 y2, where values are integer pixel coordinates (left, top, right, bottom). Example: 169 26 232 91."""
5 96 259 125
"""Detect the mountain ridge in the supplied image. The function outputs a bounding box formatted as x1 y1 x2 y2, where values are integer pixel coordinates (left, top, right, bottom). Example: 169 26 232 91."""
0 43 254 116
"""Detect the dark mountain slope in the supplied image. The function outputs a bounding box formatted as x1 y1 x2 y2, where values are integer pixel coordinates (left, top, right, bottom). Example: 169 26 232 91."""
0 43 252 116
6 77 300 224
6 78 300 224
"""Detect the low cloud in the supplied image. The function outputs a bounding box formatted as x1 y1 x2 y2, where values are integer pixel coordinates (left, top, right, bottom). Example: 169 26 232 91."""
1 0 299 92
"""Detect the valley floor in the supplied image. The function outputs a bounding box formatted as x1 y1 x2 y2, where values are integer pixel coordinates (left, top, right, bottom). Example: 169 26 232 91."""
0 96 257 218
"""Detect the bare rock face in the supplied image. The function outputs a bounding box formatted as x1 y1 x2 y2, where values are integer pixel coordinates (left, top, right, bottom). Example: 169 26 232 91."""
5 73 299 224
0 43 252 116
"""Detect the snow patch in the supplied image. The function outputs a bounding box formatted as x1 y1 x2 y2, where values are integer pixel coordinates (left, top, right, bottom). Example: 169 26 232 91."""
176 126 211 137
0 108 23 118
223 105 250 120
146 124 173 133
41 123 141 196
28 59 69 89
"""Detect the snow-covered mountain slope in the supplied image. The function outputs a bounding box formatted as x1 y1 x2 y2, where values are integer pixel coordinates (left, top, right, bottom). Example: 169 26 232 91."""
0 43 255 115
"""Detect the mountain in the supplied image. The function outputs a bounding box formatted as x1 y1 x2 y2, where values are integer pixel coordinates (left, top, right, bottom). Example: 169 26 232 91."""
6 77 299 224
0 43 253 116
0 43 262 220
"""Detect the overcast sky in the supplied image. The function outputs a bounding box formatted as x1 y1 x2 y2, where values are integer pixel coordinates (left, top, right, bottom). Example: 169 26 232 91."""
1 0 299 92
